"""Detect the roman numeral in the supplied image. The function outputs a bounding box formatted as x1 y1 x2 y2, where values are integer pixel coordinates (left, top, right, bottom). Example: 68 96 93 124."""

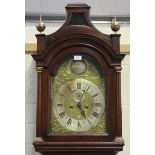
87 119 91 125
92 111 99 118
67 119 72 125
86 85 90 91
78 121 81 128
57 104 63 107
92 93 98 98
95 103 101 107
77 83 81 89
59 112 65 118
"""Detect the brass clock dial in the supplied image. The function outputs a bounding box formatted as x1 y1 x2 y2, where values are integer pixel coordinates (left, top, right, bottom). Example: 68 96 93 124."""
50 57 107 134
53 79 105 131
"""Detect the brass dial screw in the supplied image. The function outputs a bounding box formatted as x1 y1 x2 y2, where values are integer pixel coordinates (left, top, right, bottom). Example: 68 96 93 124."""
111 16 120 34
36 15 46 33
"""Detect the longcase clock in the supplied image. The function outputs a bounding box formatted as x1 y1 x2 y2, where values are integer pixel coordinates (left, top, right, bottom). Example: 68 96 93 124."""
32 3 126 155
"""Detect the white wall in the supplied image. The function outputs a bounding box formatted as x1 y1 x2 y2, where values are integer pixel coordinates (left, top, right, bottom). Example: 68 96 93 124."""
25 23 130 155
25 0 130 15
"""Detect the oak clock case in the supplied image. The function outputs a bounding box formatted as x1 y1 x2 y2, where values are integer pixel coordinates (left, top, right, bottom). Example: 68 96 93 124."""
32 3 126 155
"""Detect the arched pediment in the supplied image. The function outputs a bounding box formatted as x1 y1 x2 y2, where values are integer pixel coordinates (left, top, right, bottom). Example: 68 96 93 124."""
32 3 125 69
32 31 125 69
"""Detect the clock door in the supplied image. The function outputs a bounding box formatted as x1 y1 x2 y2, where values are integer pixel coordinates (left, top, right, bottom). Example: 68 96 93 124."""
50 55 107 134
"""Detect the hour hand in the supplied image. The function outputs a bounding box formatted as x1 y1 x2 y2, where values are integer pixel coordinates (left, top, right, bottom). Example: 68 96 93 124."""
77 102 81 109
81 110 86 119
77 102 86 118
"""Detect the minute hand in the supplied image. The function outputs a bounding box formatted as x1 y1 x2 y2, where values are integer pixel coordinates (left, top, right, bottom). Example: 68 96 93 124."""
79 89 86 103
79 84 88 103
77 85 89 118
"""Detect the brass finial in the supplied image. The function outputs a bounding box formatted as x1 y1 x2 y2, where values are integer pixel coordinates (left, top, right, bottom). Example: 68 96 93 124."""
36 15 46 33
111 16 120 34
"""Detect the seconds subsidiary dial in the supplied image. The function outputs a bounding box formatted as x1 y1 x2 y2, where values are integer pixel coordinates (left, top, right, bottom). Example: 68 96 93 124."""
53 79 105 132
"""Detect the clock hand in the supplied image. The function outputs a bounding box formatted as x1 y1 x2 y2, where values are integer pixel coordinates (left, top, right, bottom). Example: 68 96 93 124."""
76 85 88 118
79 84 88 103
81 110 86 119
77 102 86 118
